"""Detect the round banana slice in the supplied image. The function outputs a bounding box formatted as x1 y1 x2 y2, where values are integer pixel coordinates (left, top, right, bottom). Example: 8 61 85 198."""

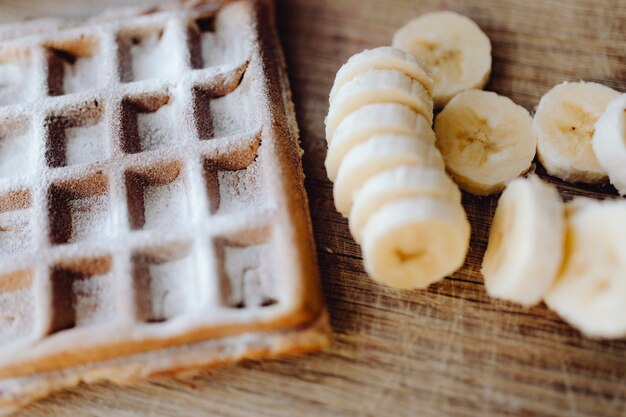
534 81 619 184
592 94 626 195
325 69 434 141
329 46 433 101
362 197 470 289
434 90 536 196
333 133 444 216
349 166 461 243
481 175 564 306
325 103 434 181
545 198 626 339
392 11 491 107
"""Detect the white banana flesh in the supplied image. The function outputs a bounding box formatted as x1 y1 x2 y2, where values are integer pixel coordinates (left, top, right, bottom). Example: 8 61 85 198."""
592 94 626 195
534 81 619 184
392 11 491 107
545 198 626 339
362 197 470 290
481 175 564 306
325 69 434 141
324 41 471 291
333 133 445 216
434 90 537 196
329 46 433 101
324 30 626 333
325 103 433 181
349 166 461 244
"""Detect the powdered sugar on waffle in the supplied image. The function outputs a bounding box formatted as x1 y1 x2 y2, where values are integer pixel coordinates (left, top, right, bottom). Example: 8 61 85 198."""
64 122 108 165
136 100 176 151
0 49 33 106
0 2 262 255
0 127 33 178
0 2 328 411
0 286 34 341
0 0 327 410
127 26 181 81
0 0 306 369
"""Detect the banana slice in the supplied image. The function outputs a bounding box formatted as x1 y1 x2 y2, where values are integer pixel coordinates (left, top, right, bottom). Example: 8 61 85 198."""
481 175 564 306
434 90 536 196
325 103 434 181
545 198 626 339
325 69 434 141
392 11 491 107
534 81 620 184
329 46 433 101
333 133 444 216
349 166 461 243
362 197 470 289
592 94 626 195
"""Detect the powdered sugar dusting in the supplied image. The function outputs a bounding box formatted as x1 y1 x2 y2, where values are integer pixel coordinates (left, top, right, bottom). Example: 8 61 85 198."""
131 244 196 322
45 36 105 96
72 272 116 327
215 159 263 213
0 271 34 344
210 78 255 137
48 257 116 331
64 122 108 166
0 127 32 178
136 100 176 151
0 0 312 381
0 208 32 254
127 26 180 82
146 255 194 320
0 50 32 106
143 175 187 230
62 54 102 95
68 193 111 243
0 288 34 343
221 241 275 308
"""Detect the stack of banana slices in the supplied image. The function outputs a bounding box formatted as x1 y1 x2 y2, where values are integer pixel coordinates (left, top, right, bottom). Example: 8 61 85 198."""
325 46 470 290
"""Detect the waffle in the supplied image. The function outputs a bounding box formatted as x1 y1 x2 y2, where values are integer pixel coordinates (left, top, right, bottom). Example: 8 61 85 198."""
0 0 329 411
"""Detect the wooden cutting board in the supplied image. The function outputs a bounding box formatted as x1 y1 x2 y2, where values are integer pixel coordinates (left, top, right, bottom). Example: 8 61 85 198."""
3 0 626 415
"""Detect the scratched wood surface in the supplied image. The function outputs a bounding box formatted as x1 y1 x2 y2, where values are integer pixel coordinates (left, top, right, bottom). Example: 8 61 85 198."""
2 0 626 415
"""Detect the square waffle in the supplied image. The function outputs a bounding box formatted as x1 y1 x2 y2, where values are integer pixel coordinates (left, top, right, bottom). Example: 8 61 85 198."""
0 0 329 411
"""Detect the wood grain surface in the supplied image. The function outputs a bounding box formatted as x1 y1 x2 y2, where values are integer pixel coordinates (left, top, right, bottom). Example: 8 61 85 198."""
2 0 626 415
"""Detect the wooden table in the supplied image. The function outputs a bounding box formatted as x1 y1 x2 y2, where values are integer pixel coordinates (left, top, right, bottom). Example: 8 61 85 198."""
3 0 626 415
